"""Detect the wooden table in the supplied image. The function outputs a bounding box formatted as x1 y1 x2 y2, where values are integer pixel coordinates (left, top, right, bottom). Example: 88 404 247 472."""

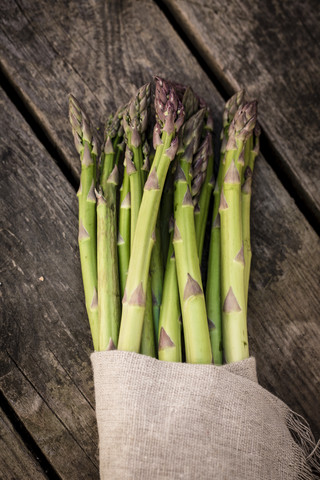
1 1 319 477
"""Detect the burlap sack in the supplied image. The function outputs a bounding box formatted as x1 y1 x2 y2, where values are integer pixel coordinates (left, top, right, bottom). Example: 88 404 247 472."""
91 351 319 479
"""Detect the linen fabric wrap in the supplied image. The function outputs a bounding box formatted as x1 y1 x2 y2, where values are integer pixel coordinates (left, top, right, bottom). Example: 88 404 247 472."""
91 351 319 480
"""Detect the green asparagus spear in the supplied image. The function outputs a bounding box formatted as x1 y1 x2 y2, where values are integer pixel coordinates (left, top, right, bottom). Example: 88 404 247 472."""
149 217 164 344
96 185 120 351
173 108 212 364
69 95 99 350
141 131 164 345
123 83 151 248
118 147 132 299
158 102 205 361
160 84 200 267
123 84 158 356
160 162 175 271
220 101 257 363
97 108 126 351
118 77 184 353
158 84 201 362
206 91 245 364
192 109 214 264
242 123 260 311
193 109 214 261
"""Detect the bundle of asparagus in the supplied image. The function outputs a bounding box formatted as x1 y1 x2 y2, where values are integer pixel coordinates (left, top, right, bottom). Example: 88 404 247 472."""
69 76 259 364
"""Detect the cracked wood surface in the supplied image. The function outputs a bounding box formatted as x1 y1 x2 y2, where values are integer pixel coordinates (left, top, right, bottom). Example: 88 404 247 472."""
0 0 319 477
161 0 320 225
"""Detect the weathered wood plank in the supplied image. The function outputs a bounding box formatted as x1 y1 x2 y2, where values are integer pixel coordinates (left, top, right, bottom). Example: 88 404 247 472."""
0 0 319 458
0 0 223 178
248 156 320 434
0 406 48 479
0 86 99 478
160 0 320 225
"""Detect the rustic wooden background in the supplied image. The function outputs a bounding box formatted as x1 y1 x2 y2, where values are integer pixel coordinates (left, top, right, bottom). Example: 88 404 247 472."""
0 0 319 478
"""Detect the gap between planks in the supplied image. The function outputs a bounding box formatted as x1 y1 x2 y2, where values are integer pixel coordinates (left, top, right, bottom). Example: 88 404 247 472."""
0 61 78 193
0 388 62 480
153 0 320 236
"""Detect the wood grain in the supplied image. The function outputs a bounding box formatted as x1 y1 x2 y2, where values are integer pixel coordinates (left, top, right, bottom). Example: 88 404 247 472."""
0 2 319 474
160 0 320 225
0 87 99 478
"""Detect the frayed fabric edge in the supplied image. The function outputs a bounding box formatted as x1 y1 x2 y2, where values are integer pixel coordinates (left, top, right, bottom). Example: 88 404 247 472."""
286 409 320 478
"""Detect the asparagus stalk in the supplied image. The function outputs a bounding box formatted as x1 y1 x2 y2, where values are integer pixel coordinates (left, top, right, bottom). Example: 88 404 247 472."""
96 108 125 351
141 126 164 344
242 123 261 311
158 103 205 363
69 95 99 350
160 159 175 271
123 83 151 248
96 186 120 351
173 108 212 364
140 280 157 357
193 110 214 261
142 131 164 344
205 91 245 364
149 217 163 343
220 101 257 363
160 84 199 268
100 106 128 303
158 226 182 362
161 122 215 363
118 77 184 353
206 209 222 364
118 153 131 299
158 85 201 362
122 85 158 356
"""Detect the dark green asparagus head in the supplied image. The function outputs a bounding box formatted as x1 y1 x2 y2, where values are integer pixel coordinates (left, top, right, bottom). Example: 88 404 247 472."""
123 83 151 148
181 86 200 121
191 132 210 205
223 89 245 130
226 101 258 150
182 108 206 155
192 106 214 207
220 90 245 155
179 103 212 206
69 94 98 156
104 103 127 147
235 101 258 142
169 80 205 121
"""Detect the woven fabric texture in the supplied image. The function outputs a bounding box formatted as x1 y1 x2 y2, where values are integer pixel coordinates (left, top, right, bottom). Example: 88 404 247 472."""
91 351 318 479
